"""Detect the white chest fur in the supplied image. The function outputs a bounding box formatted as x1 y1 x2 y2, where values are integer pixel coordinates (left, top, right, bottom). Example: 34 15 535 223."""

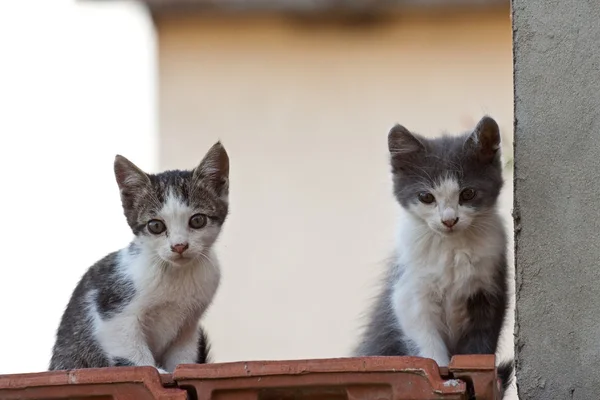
132 258 220 357
92 248 221 365
391 210 504 364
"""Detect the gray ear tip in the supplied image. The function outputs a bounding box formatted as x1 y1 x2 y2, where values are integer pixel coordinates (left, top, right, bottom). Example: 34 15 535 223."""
198 141 230 175
211 141 228 156
389 124 410 136
478 115 500 131
114 155 127 169
388 124 411 146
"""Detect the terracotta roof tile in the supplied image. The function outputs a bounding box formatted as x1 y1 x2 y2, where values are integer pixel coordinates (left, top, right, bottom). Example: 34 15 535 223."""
0 355 502 399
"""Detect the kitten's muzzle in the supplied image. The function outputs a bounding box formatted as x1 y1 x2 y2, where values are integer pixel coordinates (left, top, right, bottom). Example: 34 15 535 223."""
442 217 459 228
171 243 189 254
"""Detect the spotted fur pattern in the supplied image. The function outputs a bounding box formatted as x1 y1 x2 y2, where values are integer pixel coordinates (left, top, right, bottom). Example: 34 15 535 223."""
49 142 228 372
354 117 513 397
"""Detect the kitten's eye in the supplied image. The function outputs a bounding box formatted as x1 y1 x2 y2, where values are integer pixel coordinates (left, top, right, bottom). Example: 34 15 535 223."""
418 192 435 204
147 219 166 235
460 188 476 201
189 213 207 229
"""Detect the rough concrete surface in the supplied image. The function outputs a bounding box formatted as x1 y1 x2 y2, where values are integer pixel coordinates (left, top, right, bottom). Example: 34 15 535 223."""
513 0 600 399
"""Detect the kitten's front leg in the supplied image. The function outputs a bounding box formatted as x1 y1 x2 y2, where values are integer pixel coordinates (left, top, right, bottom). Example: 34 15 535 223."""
162 320 201 372
96 315 165 373
455 290 506 355
392 282 450 366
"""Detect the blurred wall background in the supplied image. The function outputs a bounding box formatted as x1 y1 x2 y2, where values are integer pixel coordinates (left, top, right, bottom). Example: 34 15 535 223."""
154 0 514 367
0 0 514 396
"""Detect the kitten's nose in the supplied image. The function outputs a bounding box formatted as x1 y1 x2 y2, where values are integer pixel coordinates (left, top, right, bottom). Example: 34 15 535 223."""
442 218 459 228
171 243 189 254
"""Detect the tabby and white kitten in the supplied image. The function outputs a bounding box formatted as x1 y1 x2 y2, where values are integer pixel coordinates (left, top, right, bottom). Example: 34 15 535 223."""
49 142 229 372
355 117 513 395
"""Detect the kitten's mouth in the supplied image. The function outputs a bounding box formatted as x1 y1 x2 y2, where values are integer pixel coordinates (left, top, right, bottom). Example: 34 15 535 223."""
168 255 192 266
434 225 458 235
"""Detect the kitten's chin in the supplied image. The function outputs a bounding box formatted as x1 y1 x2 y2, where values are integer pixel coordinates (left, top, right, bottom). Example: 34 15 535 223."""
164 256 195 267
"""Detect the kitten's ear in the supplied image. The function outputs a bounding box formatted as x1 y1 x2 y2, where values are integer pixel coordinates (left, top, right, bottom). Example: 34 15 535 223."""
193 142 229 198
467 116 501 163
114 155 151 192
114 155 151 211
388 124 425 155
388 124 425 172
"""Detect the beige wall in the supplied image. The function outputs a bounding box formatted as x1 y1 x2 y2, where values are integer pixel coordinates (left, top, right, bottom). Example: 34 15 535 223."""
157 5 514 379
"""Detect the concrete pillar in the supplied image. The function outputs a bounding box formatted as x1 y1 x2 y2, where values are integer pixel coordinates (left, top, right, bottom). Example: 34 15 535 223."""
513 1 600 398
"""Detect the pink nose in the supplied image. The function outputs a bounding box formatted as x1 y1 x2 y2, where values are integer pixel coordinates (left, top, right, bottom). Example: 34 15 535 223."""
442 218 459 228
171 243 189 254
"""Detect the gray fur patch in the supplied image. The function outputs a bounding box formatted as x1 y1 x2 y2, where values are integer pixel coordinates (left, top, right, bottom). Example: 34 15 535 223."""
49 251 128 370
94 253 136 320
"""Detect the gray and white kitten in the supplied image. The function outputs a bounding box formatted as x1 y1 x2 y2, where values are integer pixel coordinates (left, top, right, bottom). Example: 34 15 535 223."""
49 142 229 372
354 117 513 395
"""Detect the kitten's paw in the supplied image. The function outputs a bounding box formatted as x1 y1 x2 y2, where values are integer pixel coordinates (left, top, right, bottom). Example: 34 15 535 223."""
433 356 450 367
421 352 450 367
156 367 169 374
113 357 136 367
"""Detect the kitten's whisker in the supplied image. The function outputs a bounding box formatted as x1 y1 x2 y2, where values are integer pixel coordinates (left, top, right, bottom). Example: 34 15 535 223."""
197 252 218 271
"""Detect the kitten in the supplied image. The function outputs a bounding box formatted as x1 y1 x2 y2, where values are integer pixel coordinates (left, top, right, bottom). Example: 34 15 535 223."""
49 142 229 372
354 116 513 395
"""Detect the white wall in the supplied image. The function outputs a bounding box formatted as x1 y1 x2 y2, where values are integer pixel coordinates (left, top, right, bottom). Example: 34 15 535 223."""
0 0 156 373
